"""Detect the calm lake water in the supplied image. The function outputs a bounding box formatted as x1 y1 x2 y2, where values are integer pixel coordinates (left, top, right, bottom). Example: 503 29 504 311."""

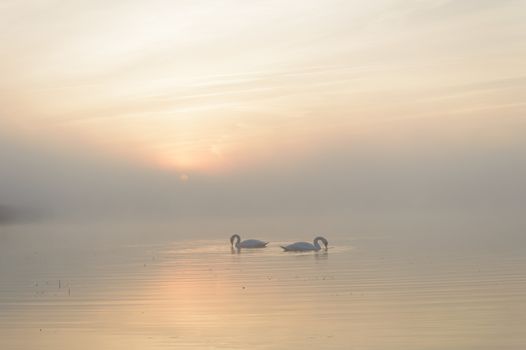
1 217 525 349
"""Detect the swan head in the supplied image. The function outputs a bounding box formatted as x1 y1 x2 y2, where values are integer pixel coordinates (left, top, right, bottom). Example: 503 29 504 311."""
230 234 240 246
314 236 328 249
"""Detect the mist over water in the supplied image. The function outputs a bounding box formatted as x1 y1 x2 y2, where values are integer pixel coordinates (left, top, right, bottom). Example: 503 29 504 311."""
2 94 526 350
2 99 526 350
2 0 526 348
2 128 526 349
1 122 525 223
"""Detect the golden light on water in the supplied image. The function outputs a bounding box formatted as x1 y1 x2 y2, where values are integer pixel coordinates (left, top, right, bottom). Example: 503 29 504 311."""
2 2 526 349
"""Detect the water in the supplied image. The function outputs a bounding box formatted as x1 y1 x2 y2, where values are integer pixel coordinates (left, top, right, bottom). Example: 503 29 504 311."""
1 218 525 349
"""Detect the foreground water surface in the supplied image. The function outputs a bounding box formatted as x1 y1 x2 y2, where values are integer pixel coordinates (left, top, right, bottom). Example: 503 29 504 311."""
1 218 525 349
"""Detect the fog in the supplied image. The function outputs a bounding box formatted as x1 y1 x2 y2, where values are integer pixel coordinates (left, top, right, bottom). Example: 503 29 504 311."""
2 3 526 349
1 0 525 234
2 120 525 234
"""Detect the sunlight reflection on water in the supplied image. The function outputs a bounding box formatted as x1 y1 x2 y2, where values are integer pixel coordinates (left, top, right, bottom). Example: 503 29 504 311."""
0 223 525 349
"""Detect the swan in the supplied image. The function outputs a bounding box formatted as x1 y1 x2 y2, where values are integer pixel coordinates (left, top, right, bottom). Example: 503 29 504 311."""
281 236 328 252
230 234 268 249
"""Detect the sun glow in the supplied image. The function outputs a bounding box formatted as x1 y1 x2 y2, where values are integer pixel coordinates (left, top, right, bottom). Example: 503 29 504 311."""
153 148 222 173
1 0 525 175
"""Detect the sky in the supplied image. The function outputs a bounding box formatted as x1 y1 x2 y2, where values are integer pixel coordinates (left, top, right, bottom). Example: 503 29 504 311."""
1 0 525 225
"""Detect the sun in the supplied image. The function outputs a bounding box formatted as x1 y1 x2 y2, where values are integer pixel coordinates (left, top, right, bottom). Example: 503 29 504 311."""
151 144 229 174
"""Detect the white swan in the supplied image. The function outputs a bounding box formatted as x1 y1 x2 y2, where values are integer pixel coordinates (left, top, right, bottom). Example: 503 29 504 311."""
281 236 328 252
230 234 268 249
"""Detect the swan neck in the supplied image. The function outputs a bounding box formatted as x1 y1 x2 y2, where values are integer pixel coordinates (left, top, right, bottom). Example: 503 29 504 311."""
231 234 241 247
314 237 326 250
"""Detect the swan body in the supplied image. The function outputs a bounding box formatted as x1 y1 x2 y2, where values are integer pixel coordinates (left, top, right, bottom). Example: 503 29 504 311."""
281 236 328 252
230 234 268 249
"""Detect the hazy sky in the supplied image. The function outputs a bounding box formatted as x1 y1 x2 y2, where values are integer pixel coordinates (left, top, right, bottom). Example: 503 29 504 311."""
1 0 525 222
